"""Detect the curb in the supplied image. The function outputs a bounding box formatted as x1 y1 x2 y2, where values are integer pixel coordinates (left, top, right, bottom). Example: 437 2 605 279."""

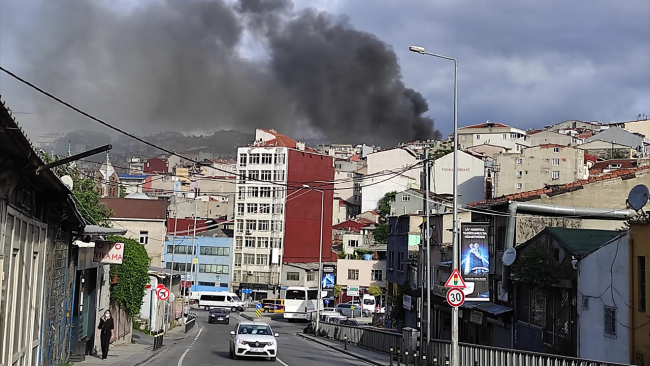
239 312 255 321
133 326 199 366
296 333 387 366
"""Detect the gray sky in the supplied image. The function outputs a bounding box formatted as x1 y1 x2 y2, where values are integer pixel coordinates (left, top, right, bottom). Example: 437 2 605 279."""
1 0 648 143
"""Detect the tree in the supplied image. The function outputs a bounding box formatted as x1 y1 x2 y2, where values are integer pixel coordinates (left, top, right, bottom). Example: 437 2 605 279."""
373 223 389 244
378 191 397 219
333 285 343 298
367 286 382 297
107 235 151 317
511 245 559 288
73 176 113 227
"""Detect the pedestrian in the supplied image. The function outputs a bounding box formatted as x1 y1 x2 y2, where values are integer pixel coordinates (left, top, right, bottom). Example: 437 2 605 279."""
97 310 115 360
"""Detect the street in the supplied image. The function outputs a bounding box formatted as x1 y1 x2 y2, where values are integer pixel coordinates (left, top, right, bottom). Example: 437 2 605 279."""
142 310 378 366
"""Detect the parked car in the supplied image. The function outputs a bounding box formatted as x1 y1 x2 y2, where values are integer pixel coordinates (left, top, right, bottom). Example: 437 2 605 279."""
335 303 369 317
208 308 230 324
229 322 279 361
337 318 359 326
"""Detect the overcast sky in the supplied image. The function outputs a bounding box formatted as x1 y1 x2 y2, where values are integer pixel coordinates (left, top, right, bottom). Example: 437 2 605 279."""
1 0 648 143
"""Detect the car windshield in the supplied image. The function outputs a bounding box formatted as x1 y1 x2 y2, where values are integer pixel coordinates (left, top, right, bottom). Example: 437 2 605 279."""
231 295 241 301
210 308 227 314
364 299 374 305
238 324 272 335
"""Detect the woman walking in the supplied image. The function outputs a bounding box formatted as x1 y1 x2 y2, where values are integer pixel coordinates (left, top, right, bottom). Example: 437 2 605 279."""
97 310 115 360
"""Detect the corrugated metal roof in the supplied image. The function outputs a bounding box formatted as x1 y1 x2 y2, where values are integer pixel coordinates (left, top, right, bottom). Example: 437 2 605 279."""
545 227 622 256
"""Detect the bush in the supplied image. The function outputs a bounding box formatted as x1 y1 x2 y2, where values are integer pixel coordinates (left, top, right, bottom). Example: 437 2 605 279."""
107 235 151 317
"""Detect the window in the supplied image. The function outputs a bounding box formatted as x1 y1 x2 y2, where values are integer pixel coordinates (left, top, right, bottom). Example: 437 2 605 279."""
503 134 507 140
640 256 647 312
273 204 283 214
398 252 404 272
476 134 481 140
200 246 230 256
516 158 522 165
516 171 522 178
273 188 285 198
552 158 560 166
236 220 244 232
249 154 260 164
608 163 622 169
273 170 285 181
167 245 195 254
239 154 247 167
199 264 229 274
246 219 258 231
261 153 273 164
552 171 560 179
271 238 282 248
238 172 247 184
233 271 240 282
245 238 255 248
235 237 243 250
272 221 283 231
198 282 215 287
286 272 299 281
261 170 272 181
234 253 242 267
139 231 149 244
256 255 268 265
401 194 410 202
516 183 523 189
372 269 383 281
348 269 359 280
238 187 246 200
348 239 359 247
244 254 255 264
260 187 271 197
237 203 245 215
260 203 270 214
257 237 269 248
248 170 259 180
246 203 258 214
553 147 560 153
247 187 259 198
510 133 517 139
307 272 315 281
274 153 286 164
604 306 616 336
258 220 270 231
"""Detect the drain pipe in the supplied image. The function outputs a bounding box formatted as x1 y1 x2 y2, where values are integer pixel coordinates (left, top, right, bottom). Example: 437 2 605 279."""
500 201 635 291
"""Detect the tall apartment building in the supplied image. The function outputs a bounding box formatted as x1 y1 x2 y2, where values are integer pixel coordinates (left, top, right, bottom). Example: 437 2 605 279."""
232 129 335 297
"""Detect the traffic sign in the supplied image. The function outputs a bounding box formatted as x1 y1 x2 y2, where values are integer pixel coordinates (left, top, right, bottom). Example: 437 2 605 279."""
192 257 198 264
156 284 165 289
446 288 465 307
444 269 466 289
156 287 170 301
256 303 263 310
324 299 330 305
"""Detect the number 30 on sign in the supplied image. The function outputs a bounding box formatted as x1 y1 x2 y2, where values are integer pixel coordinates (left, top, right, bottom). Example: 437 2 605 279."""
446 288 465 307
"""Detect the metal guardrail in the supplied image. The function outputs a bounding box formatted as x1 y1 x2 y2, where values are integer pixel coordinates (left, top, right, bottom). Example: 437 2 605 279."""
151 329 164 351
426 339 632 366
314 321 402 355
184 313 197 333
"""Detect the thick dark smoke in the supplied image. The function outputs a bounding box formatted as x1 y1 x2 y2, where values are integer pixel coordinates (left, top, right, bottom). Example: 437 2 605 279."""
6 0 441 145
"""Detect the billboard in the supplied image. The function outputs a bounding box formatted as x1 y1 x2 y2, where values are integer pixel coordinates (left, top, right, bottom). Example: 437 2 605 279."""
93 241 124 264
321 273 335 289
460 222 490 301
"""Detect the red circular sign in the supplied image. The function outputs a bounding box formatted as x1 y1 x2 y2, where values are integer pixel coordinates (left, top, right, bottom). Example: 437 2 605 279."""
156 287 170 301
446 288 465 307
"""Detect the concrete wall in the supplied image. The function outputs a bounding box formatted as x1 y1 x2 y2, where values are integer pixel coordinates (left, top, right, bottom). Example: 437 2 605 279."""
362 173 416 213
432 151 486 205
577 233 629 364
111 219 166 267
281 264 320 288
336 258 386 288
623 119 650 139
630 221 650 365
530 131 579 147
366 148 420 184
332 199 348 224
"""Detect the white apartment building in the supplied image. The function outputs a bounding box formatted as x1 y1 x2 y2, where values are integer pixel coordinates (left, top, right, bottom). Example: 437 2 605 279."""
457 122 531 152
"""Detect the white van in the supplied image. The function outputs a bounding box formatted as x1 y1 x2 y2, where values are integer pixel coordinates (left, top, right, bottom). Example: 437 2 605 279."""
199 292 246 312
362 294 376 314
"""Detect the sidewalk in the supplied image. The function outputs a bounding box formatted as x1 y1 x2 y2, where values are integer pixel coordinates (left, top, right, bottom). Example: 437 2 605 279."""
297 333 391 366
75 324 196 366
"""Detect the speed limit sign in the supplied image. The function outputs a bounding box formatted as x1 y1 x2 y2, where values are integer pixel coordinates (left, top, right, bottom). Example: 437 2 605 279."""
446 288 465 307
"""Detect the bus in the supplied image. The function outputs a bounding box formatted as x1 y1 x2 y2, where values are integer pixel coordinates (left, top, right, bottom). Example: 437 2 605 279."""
282 287 320 322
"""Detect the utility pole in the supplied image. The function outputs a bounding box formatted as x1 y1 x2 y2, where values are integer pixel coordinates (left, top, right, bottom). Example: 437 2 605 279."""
168 197 178 330
425 149 431 346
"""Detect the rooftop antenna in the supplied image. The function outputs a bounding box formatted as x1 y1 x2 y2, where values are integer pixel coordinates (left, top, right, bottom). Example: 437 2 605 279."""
627 184 649 219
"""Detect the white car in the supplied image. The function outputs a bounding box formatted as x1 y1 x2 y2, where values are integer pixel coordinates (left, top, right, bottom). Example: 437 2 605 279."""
229 322 279 361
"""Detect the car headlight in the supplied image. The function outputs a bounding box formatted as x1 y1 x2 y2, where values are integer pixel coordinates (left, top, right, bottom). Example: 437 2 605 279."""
268 340 275 346
236 338 243 344
225 314 230 318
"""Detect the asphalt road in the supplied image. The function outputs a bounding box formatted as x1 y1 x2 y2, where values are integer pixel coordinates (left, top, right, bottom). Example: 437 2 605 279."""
142 310 377 366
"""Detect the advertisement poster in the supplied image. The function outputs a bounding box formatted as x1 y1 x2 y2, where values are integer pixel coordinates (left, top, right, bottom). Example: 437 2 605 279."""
460 222 490 300
321 273 335 289
93 241 124 264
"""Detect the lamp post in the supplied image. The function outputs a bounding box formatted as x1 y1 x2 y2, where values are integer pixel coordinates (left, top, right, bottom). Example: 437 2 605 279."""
409 45 459 366
303 184 325 337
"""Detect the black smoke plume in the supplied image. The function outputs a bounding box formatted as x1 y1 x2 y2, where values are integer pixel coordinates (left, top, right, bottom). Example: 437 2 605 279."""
5 0 441 145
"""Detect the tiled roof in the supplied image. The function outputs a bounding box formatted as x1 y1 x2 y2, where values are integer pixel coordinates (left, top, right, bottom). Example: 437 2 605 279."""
584 153 599 163
350 155 360 162
256 129 298 148
528 129 544 135
536 143 569 149
468 165 650 207
102 197 168 220
332 218 375 232
459 122 510 129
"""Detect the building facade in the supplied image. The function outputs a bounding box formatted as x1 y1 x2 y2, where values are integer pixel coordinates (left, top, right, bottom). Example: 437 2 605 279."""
530 130 583 147
457 122 531 152
630 220 650 365
432 150 488 205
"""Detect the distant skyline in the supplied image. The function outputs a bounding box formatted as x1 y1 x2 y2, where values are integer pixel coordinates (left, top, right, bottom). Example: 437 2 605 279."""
1 0 648 144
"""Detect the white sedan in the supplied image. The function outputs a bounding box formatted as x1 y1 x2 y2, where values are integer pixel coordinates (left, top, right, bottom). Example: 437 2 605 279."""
229 322 279 361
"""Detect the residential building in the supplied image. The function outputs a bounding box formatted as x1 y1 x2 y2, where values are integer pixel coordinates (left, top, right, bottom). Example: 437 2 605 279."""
281 262 336 291
630 219 650 365
432 150 488 205
35 132 64 149
586 127 649 155
612 118 650 139
200 158 237 178
510 228 624 358
336 258 386 296
101 196 169 266
576 232 630 363
333 198 355 224
579 140 635 159
363 147 421 212
589 159 650 176
493 144 588 197
128 156 145 174
530 130 583 147
164 232 233 292
94 152 120 197
232 128 335 297
457 122 530 152
466 143 511 157
143 157 169 174
545 120 606 133
119 174 150 195
334 170 362 207
389 188 452 216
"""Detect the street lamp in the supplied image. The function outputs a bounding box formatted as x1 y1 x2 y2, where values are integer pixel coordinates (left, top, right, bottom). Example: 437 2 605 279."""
303 184 325 337
409 45 459 366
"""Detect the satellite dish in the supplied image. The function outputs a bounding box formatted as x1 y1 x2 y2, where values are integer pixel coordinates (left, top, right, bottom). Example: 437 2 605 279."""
61 175 74 190
627 184 649 211
502 248 517 266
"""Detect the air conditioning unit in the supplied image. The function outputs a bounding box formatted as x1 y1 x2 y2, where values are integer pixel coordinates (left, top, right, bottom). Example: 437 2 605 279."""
245 230 252 236
247 271 254 275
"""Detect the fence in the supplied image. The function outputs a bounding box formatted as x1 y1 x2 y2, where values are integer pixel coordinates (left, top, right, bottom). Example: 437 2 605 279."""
426 339 632 366
315 321 402 355
185 314 197 333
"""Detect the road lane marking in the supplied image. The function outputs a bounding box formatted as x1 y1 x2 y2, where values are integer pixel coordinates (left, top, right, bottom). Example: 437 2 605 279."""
193 327 203 342
277 358 290 366
177 348 190 366
177 326 203 366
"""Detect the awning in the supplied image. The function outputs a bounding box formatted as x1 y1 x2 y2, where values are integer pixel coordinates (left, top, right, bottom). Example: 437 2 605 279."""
82 225 127 236
461 301 513 316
